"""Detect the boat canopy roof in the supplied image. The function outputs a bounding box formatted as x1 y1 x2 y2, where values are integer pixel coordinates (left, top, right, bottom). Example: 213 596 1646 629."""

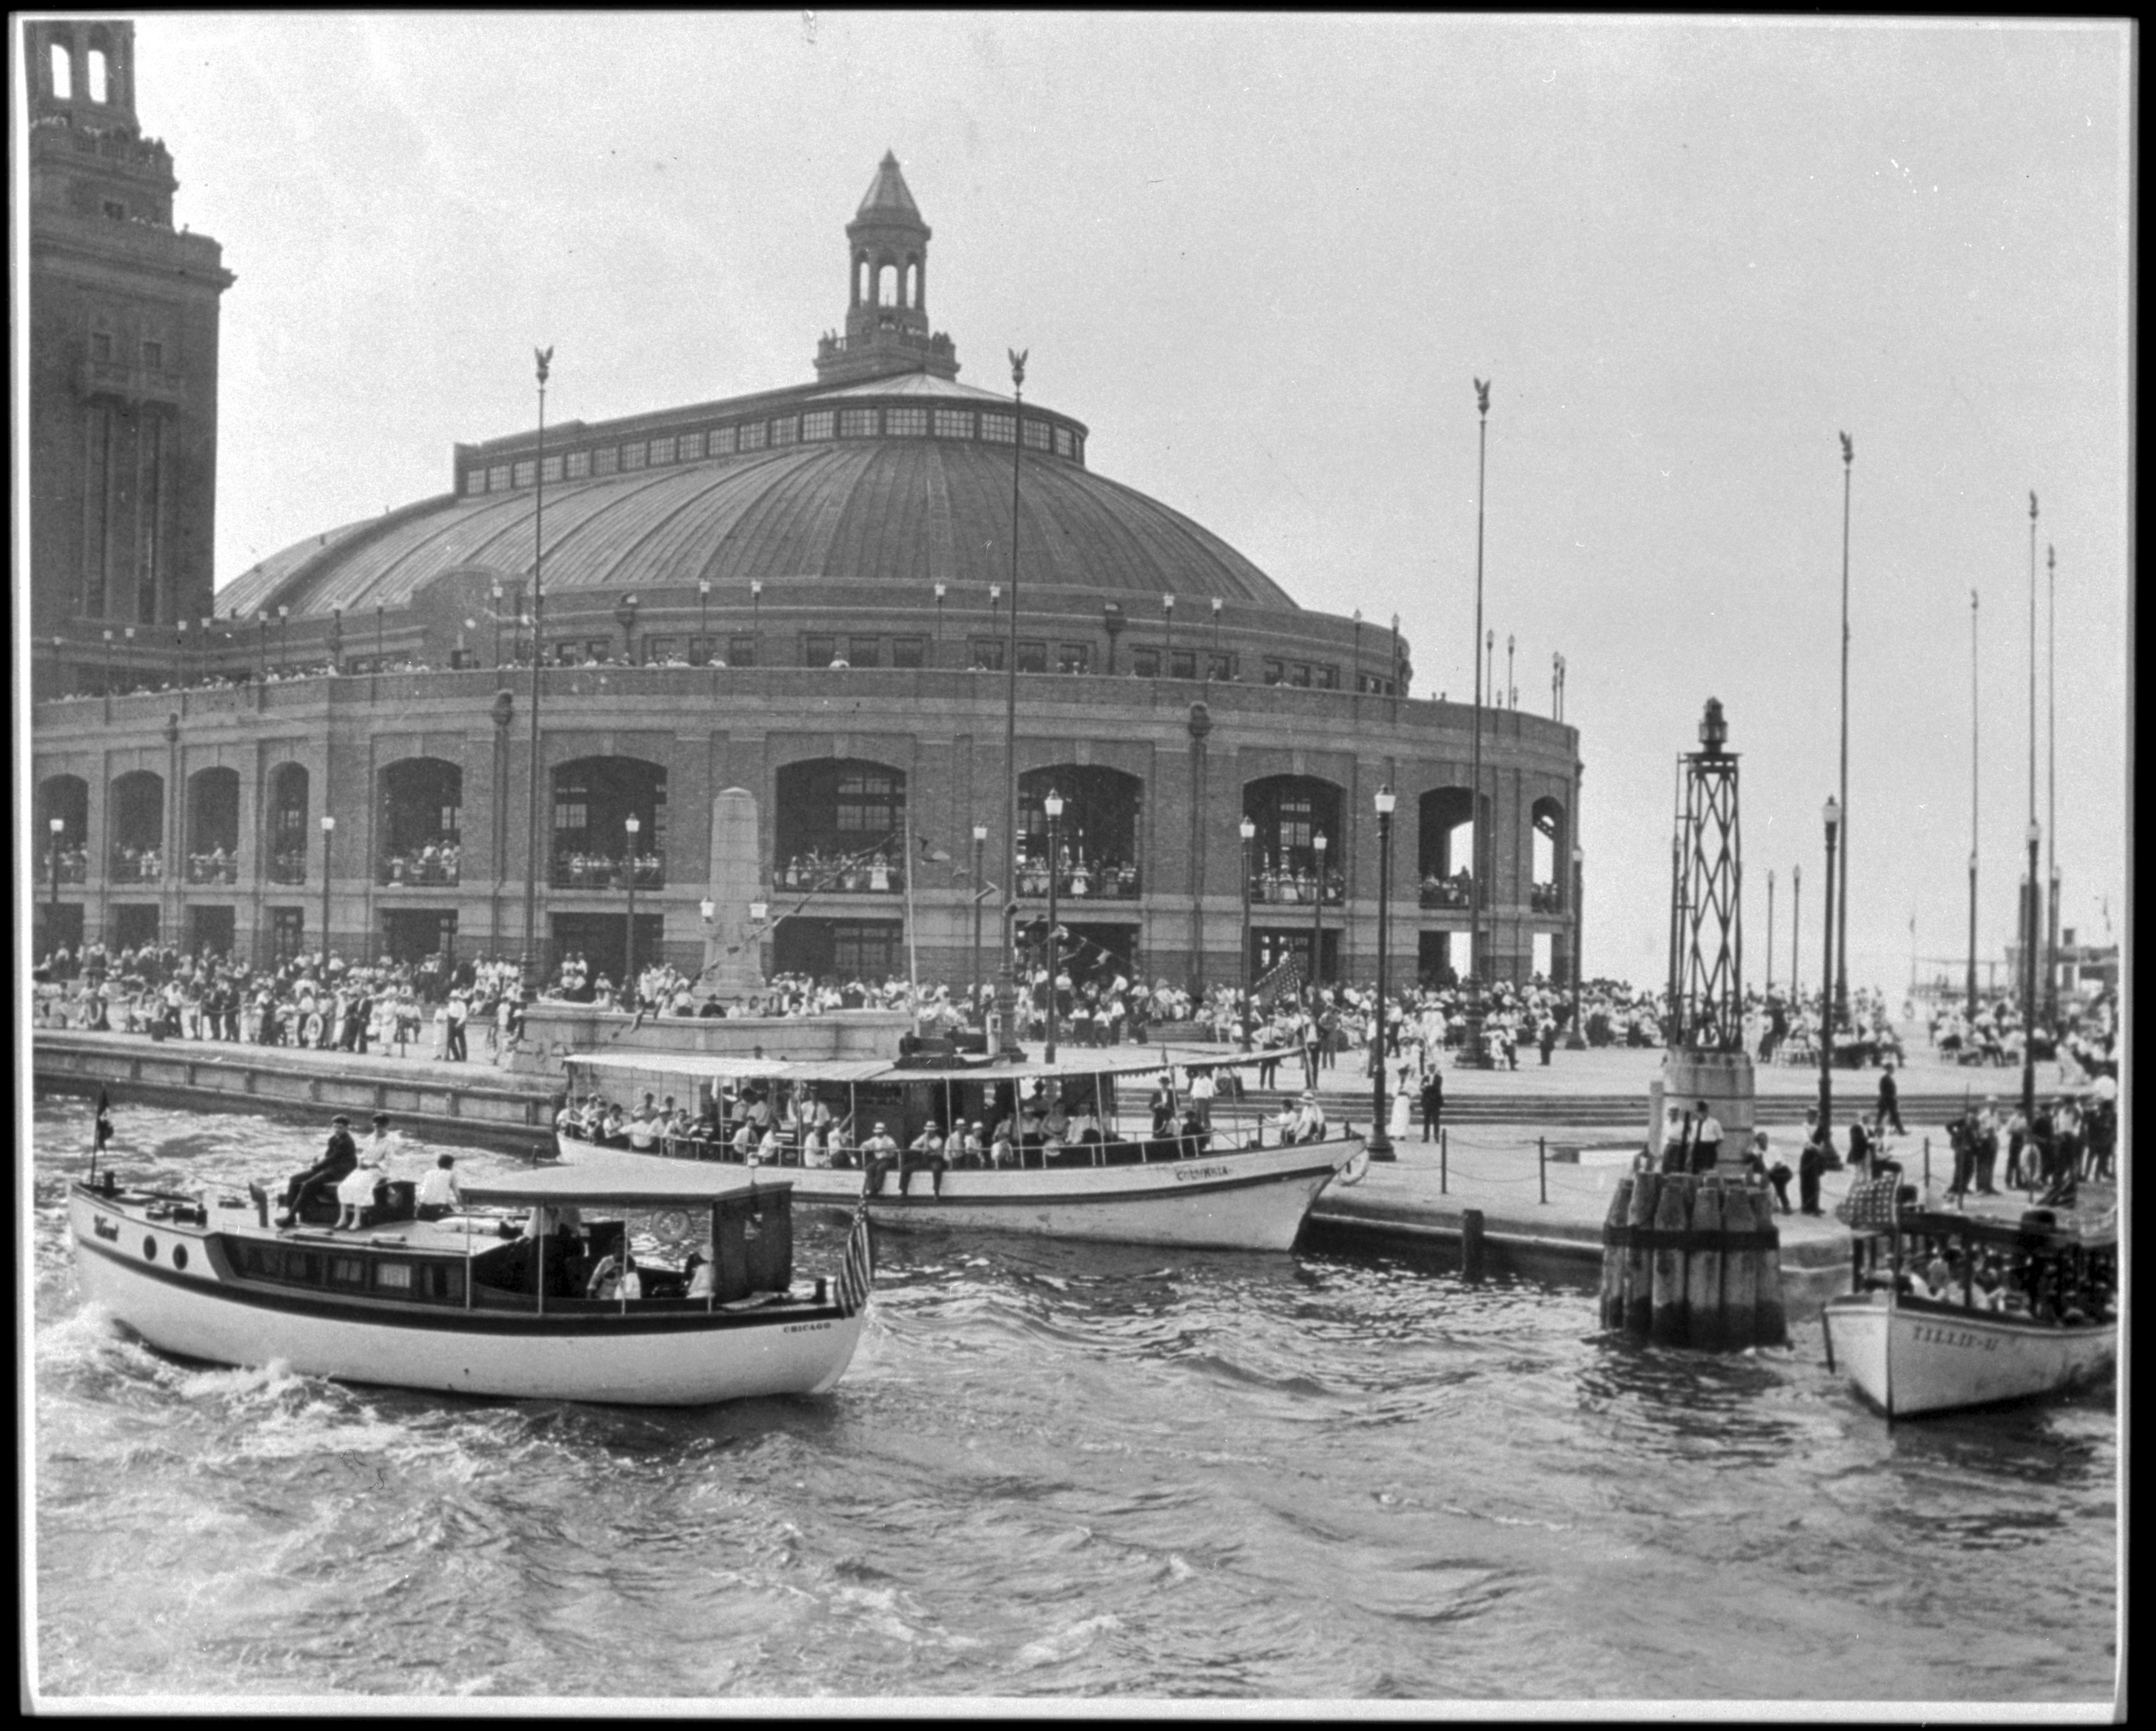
564 1043 1298 1086
1896 1207 2116 1252
460 1157 793 1209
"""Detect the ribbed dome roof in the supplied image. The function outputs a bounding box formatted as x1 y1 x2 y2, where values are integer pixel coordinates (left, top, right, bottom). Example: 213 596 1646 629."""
221 436 1300 619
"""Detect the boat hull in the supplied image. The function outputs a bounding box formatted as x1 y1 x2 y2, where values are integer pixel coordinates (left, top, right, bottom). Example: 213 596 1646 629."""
1821 1291 2116 1418
558 1137 1356 1252
70 1191 864 1407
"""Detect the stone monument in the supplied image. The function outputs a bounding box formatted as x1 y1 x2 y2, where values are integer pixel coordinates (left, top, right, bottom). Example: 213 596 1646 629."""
704 786 767 1001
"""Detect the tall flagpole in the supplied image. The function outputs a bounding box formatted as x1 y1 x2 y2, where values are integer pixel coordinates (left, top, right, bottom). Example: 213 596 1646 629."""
1834 432 1852 1036
1966 588 1978 1019
2045 542 2058 1022
2027 493 2038 1010
995 349 1029 1059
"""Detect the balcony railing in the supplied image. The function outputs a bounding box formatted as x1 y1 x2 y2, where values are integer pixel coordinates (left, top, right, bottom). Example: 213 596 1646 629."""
109 848 163 882
382 850 464 888
1419 876 1472 910
267 850 309 886
1017 862 1140 900
773 855 903 894
1249 870 1346 907
553 851 663 891
41 851 89 885
185 854 239 885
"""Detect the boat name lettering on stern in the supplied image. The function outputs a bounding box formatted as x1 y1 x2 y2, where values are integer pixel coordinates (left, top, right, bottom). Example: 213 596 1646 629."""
1909 1322 1997 1353
784 1321 834 1333
1173 1164 1233 1183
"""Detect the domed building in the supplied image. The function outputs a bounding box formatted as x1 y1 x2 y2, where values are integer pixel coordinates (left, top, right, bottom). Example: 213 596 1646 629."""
33 151 1584 994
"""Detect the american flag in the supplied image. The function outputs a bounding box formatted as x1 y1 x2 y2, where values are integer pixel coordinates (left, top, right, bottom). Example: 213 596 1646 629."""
1252 954 1304 1006
832 1208 876 1319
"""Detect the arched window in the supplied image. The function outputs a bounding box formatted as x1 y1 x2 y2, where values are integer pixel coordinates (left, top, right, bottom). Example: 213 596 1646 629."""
107 770 164 881
854 254 868 307
903 259 919 308
550 756 667 889
49 40 73 100
876 262 897 308
1017 766 1143 899
267 763 309 883
87 46 108 103
1530 797 1568 914
185 768 241 884
1416 786 1489 908
773 759 905 892
379 758 465 887
1243 775 1345 906
38 775 90 885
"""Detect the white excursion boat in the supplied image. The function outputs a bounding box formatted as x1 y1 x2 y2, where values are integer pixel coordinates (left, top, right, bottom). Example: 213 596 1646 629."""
1820 1197 2116 1420
549 1044 1365 1252
71 1155 874 1407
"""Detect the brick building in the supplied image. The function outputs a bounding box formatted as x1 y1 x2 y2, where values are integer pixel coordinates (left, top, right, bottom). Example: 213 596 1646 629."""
31 151 1585 992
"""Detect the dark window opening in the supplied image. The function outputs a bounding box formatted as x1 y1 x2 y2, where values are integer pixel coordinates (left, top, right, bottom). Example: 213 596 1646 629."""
1056 643 1091 675
890 636 926 669
1133 648 1161 678
1016 640 1048 673
967 637 1005 671
847 636 883 669
1169 650 1197 681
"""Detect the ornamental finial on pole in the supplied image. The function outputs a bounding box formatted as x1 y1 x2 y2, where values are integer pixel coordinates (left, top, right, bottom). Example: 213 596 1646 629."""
1839 430 1852 467
1008 349 1027 392
534 346 553 386
1474 376 1490 418
2030 489 2038 521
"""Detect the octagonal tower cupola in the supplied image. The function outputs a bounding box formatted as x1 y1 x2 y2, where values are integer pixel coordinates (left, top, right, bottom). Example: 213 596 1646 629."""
814 151 961 386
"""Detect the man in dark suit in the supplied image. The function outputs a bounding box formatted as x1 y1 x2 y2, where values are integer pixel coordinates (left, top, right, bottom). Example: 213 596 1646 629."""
280 1114 358 1224
1419 1068 1443 1142
1877 1062 1907 1135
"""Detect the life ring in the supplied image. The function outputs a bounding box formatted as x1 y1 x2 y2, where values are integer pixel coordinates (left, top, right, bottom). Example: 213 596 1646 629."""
653 1210 692 1242
1337 1148 1372 1187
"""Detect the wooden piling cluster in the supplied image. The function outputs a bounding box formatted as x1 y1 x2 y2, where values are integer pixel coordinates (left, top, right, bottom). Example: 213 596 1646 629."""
1599 1170 1787 1349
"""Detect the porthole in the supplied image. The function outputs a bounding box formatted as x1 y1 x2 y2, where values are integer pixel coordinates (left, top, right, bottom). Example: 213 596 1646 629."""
172 1245 190 1272
143 1236 158 1261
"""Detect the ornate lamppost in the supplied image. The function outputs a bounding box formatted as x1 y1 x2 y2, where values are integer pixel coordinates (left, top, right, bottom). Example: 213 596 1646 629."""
933 582 946 657
1565 843 1586 1050
1308 832 1328 1005
1102 601 1124 674
1239 814 1256 1030
622 814 640 1007
1210 596 1223 677
614 593 639 666
1162 593 1175 672
1791 861 1802 1006
102 627 115 695
521 346 553 998
970 823 989 1012
278 605 290 676
750 580 763 667
320 814 336 963
1464 376 1493 1067
697 578 710 663
1369 787 1396 1160
49 816 65 954
1043 788 1064 1062
1818 797 1840 1138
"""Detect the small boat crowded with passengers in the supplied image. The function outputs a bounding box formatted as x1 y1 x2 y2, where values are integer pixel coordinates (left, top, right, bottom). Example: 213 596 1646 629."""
1820 1186 2116 1419
70 1151 874 1407
550 1043 1365 1252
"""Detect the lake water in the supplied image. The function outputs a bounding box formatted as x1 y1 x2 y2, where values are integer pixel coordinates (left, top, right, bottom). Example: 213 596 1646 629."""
29 1097 2118 1704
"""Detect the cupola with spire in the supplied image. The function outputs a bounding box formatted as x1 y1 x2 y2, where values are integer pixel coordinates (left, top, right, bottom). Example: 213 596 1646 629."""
814 151 961 386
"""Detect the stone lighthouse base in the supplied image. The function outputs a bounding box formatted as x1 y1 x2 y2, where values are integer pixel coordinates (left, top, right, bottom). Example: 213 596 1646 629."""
1648 1049 1759 1175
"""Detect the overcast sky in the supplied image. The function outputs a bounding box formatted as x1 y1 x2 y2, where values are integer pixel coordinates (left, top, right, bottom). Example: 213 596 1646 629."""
64 13 2130 993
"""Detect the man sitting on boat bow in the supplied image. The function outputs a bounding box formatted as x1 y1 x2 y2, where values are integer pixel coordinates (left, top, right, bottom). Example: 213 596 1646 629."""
278 1114 358 1226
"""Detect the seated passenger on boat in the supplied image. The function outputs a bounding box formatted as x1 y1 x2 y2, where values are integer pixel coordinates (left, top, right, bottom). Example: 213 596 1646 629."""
948 1123 984 1168
415 1154 460 1220
861 1122 901 1190
990 1121 1018 1169
755 1125 786 1165
1289 1090 1328 1144
335 1119 395 1228
902 1124 948 1195
627 1104 661 1151
686 1248 716 1299
1069 1105 1104 1144
586 1245 642 1300
280 1113 358 1224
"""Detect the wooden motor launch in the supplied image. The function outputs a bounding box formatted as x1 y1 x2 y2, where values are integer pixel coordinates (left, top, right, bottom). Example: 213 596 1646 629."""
70 1154 874 1407
549 1043 1364 1252
1820 1192 2116 1419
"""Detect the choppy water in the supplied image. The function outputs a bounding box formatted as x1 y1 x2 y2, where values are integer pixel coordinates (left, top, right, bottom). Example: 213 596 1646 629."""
31 1098 2116 1703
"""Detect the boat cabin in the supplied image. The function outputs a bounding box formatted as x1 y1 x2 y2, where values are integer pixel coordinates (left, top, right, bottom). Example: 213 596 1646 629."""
1848 1200 2118 1325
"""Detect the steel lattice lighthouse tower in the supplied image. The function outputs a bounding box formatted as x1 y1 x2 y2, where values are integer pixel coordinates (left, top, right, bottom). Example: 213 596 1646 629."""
1651 699 1754 1170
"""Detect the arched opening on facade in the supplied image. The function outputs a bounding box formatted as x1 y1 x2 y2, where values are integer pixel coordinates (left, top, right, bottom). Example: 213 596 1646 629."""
38 775 90 884
49 40 72 101
1417 931 1462 987
1018 766 1142 900
86 44 109 103
111 903 160 952
186 906 236 960
1243 774 1344 905
772 916 902 984
551 756 667 889
107 770 164 883
1249 927 1341 992
378 757 463 887
876 261 897 307
773 759 905 893
1417 786 1489 909
904 258 920 308
267 763 309 883
853 253 868 307
185 767 240 884
382 907 461 969
1530 796 1568 913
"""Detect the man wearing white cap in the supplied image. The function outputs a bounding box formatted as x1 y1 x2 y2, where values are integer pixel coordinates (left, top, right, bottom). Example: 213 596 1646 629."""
1290 1088 1328 1145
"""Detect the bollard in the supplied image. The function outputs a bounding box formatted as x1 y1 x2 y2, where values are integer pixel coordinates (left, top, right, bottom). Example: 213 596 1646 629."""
1722 1184 1760 1347
1601 1177 1633 1329
1624 1168 1659 1336
1538 1136 1548 1204
1649 1173 1690 1345
1461 1207 1485 1281
1440 1127 1448 1194
1685 1181 1724 1352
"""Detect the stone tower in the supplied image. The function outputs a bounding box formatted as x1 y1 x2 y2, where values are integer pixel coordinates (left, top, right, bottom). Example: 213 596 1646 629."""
25 18 233 698
813 151 960 387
